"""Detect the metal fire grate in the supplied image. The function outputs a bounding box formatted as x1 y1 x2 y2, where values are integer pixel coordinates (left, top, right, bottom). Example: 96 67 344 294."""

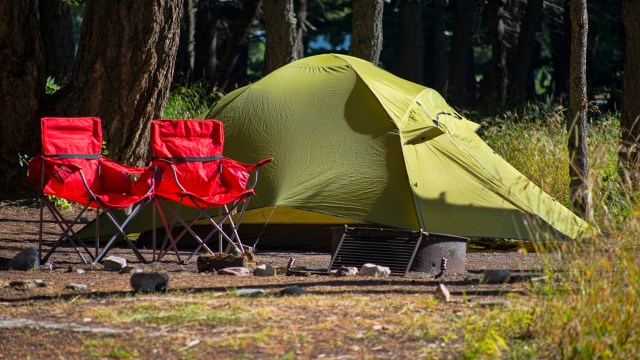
329 226 425 276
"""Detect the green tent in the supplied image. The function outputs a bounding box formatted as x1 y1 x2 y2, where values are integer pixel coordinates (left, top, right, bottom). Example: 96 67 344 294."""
205 53 591 242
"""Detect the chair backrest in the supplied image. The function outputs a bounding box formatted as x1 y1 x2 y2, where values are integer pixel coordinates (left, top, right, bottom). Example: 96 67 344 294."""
41 117 103 156
151 119 224 158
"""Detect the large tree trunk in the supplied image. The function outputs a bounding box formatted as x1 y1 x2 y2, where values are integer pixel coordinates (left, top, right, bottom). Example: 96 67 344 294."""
349 0 384 65
448 0 477 107
264 0 298 74
174 0 196 83
47 0 183 166
38 0 75 82
213 0 260 90
482 0 509 113
567 0 592 221
619 0 640 186
395 0 424 85
432 0 448 94
0 0 44 193
507 0 543 107
194 0 220 83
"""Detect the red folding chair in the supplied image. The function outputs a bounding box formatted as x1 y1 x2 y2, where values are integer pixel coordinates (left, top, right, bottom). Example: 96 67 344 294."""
145 119 271 263
27 117 152 264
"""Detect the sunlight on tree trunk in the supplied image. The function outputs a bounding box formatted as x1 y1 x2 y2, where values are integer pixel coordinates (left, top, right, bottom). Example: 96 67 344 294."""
568 0 592 221
349 0 384 65
264 0 298 75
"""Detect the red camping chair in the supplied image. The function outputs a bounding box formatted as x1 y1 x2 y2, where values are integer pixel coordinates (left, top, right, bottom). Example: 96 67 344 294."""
144 119 271 263
27 117 151 265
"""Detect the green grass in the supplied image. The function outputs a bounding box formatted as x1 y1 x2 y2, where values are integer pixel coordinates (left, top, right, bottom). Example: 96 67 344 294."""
162 83 223 120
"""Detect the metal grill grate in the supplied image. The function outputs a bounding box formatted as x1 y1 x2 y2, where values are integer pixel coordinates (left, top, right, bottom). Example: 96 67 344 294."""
329 226 425 276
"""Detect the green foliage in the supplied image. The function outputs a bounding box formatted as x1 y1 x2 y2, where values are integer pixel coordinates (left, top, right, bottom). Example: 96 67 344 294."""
163 83 223 119
45 76 62 95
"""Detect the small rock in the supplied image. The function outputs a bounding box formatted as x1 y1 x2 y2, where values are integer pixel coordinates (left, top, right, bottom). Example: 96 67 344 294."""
102 256 127 271
130 272 169 293
234 288 266 297
120 265 143 274
219 267 252 277
275 266 289 275
482 269 512 284
336 266 358 277
279 286 305 296
8 247 40 271
435 283 451 302
41 260 54 271
197 253 249 273
253 264 276 277
358 263 391 277
9 280 36 289
66 267 85 274
34 279 48 287
66 283 88 291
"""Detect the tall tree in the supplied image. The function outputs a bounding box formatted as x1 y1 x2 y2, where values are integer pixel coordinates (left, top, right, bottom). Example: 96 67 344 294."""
47 0 183 166
567 0 592 220
395 0 424 84
620 0 640 186
174 0 196 83
481 0 509 112
264 0 298 74
507 0 543 106
294 0 309 59
430 0 448 94
349 0 384 65
0 0 44 192
38 0 75 82
448 0 477 107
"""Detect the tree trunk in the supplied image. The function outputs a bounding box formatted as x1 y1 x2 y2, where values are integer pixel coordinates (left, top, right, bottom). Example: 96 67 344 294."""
550 0 570 98
264 0 298 75
38 0 75 82
47 0 183 166
0 0 44 193
507 0 543 107
349 0 384 65
619 0 640 186
193 0 219 82
567 0 592 221
213 0 260 90
294 0 309 59
432 0 448 94
174 0 196 83
482 0 509 113
448 0 477 107
396 0 424 84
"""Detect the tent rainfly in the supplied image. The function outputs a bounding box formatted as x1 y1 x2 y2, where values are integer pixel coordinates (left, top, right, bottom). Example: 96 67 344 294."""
205 53 592 242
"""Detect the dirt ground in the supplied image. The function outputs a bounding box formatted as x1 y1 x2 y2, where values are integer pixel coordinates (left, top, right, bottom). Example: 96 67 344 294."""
0 195 549 359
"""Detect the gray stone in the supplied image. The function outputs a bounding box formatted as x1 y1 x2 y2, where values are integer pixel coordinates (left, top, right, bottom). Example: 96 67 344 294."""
235 288 266 297
482 269 512 284
358 263 391 277
253 263 276 277
219 267 252 277
102 256 127 271
336 266 359 277
66 267 85 274
8 247 40 271
130 272 169 293
41 261 54 271
197 253 249 273
66 283 88 291
34 279 48 287
279 286 305 296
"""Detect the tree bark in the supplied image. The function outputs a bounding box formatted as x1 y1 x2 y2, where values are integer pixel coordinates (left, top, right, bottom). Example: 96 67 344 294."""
264 0 298 75
349 0 384 65
567 0 592 221
0 0 44 192
432 0 448 94
38 0 75 82
47 0 183 166
294 0 309 59
396 0 424 84
213 0 260 90
507 0 543 106
619 0 640 186
448 0 477 107
550 0 570 98
174 0 196 83
481 0 509 112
